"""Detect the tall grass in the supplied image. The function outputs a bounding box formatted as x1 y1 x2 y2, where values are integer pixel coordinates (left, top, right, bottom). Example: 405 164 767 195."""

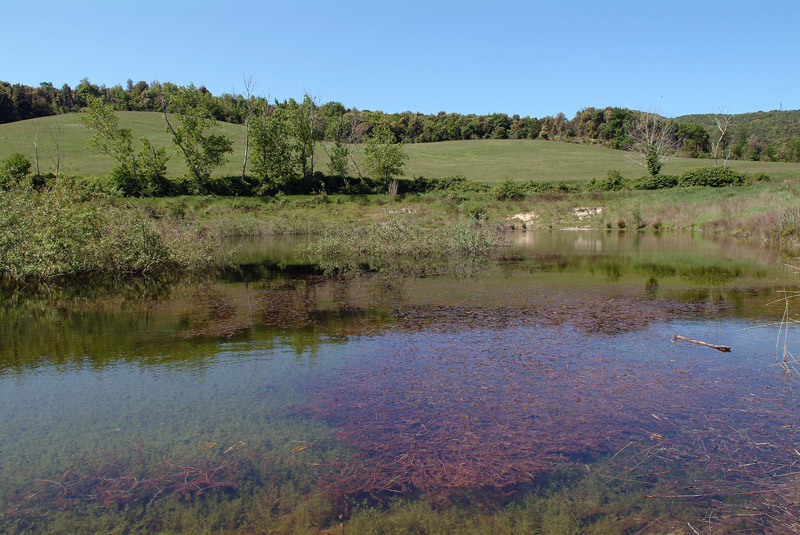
0 182 222 283
305 218 502 275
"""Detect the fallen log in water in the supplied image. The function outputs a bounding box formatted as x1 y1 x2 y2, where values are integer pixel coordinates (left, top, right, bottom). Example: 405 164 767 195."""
673 334 731 353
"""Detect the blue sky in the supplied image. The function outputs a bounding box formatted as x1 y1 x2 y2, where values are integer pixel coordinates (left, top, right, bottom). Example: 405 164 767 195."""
2 0 798 118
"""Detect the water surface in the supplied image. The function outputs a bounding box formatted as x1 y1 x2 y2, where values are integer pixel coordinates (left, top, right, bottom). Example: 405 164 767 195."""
1 231 798 534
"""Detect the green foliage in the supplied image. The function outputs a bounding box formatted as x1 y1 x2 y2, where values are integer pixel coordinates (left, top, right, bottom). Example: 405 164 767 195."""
290 94 324 179
0 152 31 188
463 202 488 220
630 205 645 229
364 124 408 185
598 169 628 191
678 167 748 187
780 207 800 239
676 122 710 157
631 174 678 190
0 182 220 283
137 137 171 196
645 146 663 176
162 84 233 192
494 178 524 200
306 218 500 274
410 175 491 193
327 143 349 179
79 96 139 194
748 171 771 182
249 106 297 195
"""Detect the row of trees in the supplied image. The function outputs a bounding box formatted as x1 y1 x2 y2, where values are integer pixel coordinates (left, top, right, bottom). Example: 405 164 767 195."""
76 84 407 196
5 78 799 163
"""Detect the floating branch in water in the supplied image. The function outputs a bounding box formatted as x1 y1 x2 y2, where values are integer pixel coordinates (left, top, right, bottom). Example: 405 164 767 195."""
673 334 731 352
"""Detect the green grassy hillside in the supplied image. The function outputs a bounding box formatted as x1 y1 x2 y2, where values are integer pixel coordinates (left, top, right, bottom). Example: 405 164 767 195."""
0 112 247 177
2 112 800 182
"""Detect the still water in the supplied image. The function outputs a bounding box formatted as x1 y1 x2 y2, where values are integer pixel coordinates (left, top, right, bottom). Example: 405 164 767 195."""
1 231 798 534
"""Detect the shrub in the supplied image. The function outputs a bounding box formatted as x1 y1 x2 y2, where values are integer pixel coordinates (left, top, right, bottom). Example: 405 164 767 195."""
748 172 771 183
494 179 524 201
632 174 678 190
463 202 488 220
598 169 629 191
0 182 221 283
678 167 747 187
0 153 32 189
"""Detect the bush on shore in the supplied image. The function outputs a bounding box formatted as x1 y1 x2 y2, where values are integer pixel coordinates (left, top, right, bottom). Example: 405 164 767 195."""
0 182 221 283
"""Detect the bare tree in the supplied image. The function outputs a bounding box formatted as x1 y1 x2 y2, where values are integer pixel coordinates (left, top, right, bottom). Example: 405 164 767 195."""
292 93 324 179
240 73 256 181
710 111 732 168
33 133 40 176
49 114 62 178
347 108 366 182
626 111 678 176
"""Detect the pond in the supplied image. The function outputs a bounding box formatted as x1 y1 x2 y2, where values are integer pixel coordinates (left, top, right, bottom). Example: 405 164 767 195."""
1 230 798 534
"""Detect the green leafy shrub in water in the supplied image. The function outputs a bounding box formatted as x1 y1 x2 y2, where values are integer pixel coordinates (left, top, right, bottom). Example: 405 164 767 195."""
678 167 747 187
0 182 220 283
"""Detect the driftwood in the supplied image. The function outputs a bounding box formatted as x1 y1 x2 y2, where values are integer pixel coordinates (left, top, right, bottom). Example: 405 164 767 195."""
673 334 731 352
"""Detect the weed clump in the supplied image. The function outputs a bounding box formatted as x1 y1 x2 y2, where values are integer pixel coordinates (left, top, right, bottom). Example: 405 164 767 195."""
305 218 501 275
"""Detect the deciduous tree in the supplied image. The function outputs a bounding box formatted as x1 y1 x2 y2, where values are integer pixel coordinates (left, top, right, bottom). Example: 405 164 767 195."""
249 104 297 195
626 112 678 176
364 123 408 191
290 94 324 180
160 84 233 194
79 96 139 193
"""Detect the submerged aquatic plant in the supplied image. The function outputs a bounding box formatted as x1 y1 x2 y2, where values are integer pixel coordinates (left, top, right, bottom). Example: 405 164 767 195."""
305 218 502 275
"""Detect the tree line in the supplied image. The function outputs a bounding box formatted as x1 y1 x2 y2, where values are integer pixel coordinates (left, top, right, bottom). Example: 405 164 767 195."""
4 78 800 163
0 83 407 198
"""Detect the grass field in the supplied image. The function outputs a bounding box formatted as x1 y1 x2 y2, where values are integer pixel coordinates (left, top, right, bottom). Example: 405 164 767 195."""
2 112 800 182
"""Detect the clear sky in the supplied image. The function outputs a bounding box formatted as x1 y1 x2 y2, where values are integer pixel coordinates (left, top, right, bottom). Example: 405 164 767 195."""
2 0 798 118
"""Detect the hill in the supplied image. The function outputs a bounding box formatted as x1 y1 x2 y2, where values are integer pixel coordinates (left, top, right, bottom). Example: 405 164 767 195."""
676 109 800 161
2 112 800 182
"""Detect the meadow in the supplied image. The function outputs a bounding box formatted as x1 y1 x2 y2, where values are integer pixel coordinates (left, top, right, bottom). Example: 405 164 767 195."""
2 112 800 182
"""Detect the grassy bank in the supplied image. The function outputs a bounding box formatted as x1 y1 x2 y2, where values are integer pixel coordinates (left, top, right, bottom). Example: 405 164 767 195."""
121 178 800 250
4 172 799 285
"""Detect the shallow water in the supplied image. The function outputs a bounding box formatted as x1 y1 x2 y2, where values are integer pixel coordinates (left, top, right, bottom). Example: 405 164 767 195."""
1 231 798 534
